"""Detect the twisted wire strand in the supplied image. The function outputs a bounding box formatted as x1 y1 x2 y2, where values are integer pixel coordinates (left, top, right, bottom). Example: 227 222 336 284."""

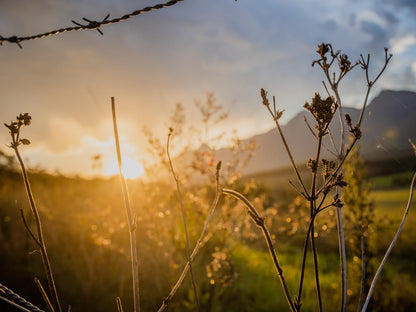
0 0 184 48
0 282 46 312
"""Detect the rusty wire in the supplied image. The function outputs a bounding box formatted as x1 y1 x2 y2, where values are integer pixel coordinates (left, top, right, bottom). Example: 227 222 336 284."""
0 282 46 312
0 0 184 48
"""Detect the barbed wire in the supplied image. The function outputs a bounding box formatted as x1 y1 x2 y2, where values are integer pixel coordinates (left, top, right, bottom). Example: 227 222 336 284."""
0 282 46 312
0 0 184 48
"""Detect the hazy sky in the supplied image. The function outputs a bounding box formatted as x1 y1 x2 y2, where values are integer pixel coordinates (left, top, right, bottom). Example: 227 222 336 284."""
1 0 415 176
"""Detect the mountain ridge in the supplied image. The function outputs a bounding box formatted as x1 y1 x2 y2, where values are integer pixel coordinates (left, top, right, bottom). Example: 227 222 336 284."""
218 89 416 175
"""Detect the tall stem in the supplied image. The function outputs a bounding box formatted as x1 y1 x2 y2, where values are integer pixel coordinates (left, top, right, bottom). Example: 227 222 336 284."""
111 97 140 312
167 131 200 311
361 171 416 312
14 147 62 312
158 164 221 312
222 188 296 312
310 135 323 312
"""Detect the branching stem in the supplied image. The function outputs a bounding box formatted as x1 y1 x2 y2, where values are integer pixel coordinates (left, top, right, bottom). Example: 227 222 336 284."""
166 129 201 311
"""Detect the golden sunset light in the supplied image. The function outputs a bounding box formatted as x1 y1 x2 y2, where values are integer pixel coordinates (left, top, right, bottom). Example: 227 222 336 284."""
103 156 144 179
1 1 416 312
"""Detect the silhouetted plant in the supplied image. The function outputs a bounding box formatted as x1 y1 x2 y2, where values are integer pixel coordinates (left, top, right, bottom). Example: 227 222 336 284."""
4 113 62 312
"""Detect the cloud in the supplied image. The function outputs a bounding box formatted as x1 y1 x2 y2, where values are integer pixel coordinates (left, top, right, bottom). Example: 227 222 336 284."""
390 34 416 54
360 20 388 51
1 0 416 173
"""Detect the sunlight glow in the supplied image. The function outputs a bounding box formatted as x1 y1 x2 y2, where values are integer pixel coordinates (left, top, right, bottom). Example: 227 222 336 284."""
103 156 144 179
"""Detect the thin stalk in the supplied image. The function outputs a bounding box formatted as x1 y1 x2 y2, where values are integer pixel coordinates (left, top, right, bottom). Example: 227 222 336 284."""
296 212 318 309
266 97 309 198
157 163 222 312
336 201 347 311
310 134 323 312
332 89 348 312
361 171 416 312
357 237 366 312
13 146 61 312
166 130 201 311
34 278 54 312
116 297 124 312
222 188 296 312
310 220 323 312
111 97 140 312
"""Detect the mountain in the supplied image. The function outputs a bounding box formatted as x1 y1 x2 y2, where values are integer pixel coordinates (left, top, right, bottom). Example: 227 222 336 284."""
220 90 416 175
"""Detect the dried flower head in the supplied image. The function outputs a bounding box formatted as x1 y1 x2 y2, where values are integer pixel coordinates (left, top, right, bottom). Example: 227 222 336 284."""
317 43 331 58
339 54 351 73
333 172 347 188
307 158 317 173
4 113 32 148
332 193 344 208
350 126 362 140
345 113 352 127
260 88 270 107
321 159 336 179
304 93 337 136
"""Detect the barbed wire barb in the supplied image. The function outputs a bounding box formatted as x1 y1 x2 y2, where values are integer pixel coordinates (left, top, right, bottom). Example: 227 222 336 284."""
0 0 184 48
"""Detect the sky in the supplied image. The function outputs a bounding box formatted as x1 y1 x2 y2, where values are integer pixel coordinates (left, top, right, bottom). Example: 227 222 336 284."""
0 0 415 177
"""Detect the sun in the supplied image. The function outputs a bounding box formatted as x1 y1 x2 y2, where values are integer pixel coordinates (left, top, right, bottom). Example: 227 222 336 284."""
103 156 144 179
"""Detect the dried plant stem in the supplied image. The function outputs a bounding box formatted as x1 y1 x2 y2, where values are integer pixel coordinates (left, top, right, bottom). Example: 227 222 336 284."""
335 205 347 311
222 188 296 312
13 146 61 312
268 97 309 198
331 89 348 312
166 130 200 311
361 171 416 312
116 297 124 312
310 222 322 312
34 278 54 312
157 163 222 312
296 212 317 309
308 134 326 312
111 97 140 312
357 237 366 312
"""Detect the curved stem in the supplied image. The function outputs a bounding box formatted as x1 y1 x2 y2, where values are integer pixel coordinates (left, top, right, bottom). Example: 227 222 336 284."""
166 131 200 311
14 146 61 312
361 171 416 312
158 165 222 312
222 188 296 312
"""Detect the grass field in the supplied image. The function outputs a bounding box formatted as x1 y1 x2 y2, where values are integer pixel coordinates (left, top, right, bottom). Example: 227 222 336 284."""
0 167 415 311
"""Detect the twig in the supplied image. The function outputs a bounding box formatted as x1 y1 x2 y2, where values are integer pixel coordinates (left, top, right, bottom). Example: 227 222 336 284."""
261 92 309 198
166 128 201 311
116 297 124 312
357 236 366 312
303 116 337 157
296 212 317 310
157 162 222 312
222 188 297 312
111 97 140 312
361 171 416 312
34 278 54 312
0 0 184 48
13 142 61 312
17 202 41 247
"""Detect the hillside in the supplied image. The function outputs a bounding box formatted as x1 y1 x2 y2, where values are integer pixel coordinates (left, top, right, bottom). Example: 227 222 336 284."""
222 89 416 175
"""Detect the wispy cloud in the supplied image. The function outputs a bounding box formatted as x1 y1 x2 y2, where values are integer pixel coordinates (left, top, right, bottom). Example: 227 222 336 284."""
390 34 416 54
